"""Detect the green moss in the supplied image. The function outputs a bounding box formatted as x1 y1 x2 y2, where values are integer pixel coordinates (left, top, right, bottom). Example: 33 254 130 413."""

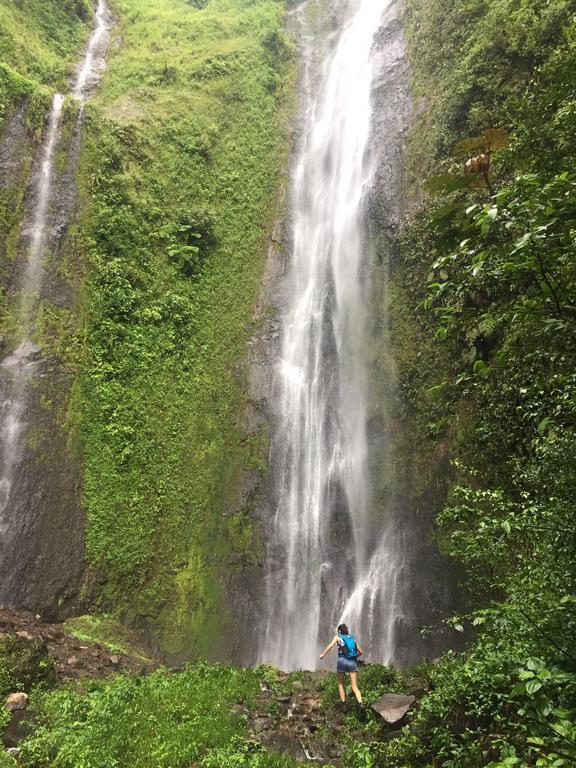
75 0 295 657
0 0 91 91
64 615 154 661
0 635 57 698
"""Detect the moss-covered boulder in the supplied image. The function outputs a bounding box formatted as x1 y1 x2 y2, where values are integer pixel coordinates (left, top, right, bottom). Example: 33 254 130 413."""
0 634 56 698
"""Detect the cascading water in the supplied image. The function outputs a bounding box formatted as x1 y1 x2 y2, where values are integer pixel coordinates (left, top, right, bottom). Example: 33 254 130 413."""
0 0 111 609
261 0 405 671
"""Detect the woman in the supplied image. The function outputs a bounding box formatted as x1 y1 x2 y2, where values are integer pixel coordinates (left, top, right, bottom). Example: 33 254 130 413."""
320 623 363 705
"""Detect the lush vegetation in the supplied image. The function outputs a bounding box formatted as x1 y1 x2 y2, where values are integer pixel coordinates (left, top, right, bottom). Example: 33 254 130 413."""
16 664 300 768
4 660 422 768
74 0 294 657
365 0 576 766
0 0 91 116
0 0 293 656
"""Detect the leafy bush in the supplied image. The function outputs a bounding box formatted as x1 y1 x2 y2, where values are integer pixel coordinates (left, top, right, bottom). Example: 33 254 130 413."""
378 1 576 766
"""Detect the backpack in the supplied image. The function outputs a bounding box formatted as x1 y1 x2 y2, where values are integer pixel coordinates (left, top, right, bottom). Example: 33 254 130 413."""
338 633 358 660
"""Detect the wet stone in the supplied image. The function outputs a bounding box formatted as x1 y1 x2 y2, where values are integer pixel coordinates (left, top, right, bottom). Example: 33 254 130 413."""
252 717 271 732
371 693 415 724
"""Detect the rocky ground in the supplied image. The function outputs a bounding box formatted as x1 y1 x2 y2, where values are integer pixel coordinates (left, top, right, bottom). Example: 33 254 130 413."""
0 609 158 682
1 611 415 764
245 671 415 765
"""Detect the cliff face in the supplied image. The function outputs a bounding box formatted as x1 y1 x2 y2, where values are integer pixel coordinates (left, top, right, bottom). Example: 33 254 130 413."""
0 0 458 662
0 0 295 659
367 0 463 662
0 2 93 618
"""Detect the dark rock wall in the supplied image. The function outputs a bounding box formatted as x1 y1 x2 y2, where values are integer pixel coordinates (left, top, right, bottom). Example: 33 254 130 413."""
368 0 462 663
0 101 86 619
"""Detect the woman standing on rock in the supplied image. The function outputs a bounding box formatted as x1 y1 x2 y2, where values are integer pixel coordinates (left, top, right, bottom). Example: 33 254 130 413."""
319 623 363 706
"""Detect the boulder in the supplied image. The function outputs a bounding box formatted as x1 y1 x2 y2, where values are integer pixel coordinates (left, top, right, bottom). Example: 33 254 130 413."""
371 693 415 724
0 634 57 695
3 709 36 748
5 693 28 712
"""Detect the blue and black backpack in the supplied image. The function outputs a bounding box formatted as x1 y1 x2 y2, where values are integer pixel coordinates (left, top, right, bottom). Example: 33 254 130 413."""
338 633 358 660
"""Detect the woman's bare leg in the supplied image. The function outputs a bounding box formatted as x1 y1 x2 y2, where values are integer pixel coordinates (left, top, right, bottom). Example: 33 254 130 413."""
337 672 346 702
350 672 362 703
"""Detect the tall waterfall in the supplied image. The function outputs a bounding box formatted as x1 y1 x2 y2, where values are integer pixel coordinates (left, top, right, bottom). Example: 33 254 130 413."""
0 0 111 608
261 0 404 671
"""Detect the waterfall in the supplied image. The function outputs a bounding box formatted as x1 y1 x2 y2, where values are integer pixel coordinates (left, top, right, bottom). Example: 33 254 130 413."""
260 0 404 671
0 0 111 608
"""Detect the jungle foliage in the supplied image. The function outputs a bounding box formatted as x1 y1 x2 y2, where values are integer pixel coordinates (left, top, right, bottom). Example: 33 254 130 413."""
16 663 300 768
368 0 576 766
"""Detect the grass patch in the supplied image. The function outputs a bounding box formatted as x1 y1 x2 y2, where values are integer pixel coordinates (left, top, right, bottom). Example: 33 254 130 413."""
0 0 92 94
18 664 302 768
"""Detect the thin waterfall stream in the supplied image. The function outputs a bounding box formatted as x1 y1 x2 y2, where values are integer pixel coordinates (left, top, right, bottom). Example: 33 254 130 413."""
0 0 111 608
261 0 405 671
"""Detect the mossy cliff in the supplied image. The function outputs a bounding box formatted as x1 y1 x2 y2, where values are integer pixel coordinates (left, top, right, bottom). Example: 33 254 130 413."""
0 1 94 615
77 0 294 658
0 0 294 657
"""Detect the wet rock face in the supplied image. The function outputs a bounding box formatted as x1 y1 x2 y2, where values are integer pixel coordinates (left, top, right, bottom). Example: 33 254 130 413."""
0 101 85 620
366 1 463 666
0 346 85 618
0 103 30 193
370 0 413 246
0 4 112 623
0 94 87 623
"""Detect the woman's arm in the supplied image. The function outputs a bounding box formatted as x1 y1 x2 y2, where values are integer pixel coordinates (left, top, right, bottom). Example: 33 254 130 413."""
357 644 364 656
319 635 339 659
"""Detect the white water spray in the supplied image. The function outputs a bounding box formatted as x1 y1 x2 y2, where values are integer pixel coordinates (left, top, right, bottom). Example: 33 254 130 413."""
261 0 403 671
0 1 111 556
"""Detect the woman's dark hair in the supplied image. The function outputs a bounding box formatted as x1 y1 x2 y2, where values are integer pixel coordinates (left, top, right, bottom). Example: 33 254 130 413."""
337 623 349 635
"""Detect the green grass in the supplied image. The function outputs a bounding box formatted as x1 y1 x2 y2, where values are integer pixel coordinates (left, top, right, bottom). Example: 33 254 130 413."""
18 664 303 768
0 1 93 297
0 0 92 109
75 0 295 657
